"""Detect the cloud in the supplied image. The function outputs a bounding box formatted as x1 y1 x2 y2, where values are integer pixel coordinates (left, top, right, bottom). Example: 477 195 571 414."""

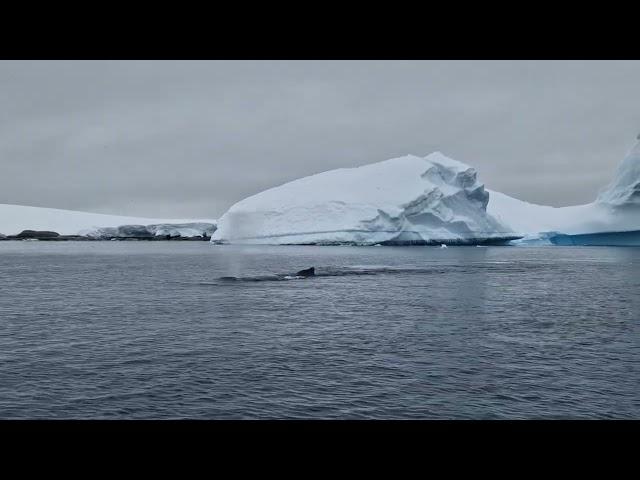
1 60 639 218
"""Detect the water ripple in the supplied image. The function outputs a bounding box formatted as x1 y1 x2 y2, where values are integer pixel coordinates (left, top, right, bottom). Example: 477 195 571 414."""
0 242 638 418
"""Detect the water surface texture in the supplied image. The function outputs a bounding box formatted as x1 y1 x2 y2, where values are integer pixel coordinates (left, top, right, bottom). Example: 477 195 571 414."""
0 242 638 419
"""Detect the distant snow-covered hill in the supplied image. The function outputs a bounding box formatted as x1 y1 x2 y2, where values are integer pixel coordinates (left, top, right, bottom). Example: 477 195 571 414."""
0 203 216 238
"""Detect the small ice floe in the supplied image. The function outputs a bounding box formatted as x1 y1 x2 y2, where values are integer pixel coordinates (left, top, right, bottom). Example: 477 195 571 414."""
440 244 447 249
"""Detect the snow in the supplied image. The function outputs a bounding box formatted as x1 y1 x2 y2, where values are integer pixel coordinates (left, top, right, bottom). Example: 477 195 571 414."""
596 140 640 206
212 152 518 245
487 140 640 240
0 203 216 237
83 223 216 239
487 190 599 235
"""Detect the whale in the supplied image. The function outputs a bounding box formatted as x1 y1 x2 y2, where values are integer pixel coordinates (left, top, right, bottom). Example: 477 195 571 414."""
295 267 315 277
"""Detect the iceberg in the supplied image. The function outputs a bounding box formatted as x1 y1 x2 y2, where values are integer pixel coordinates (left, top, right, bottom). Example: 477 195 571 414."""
82 222 216 239
212 136 640 247
487 138 640 245
0 203 216 239
211 152 521 245
597 136 640 207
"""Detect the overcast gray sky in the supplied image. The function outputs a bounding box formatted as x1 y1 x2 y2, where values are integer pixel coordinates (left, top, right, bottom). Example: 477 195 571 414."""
1 60 639 218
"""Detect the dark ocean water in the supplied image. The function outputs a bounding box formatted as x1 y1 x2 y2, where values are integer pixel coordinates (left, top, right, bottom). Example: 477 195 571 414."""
0 241 638 419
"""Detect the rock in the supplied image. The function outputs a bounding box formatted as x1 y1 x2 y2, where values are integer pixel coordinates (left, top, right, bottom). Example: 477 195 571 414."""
15 230 60 239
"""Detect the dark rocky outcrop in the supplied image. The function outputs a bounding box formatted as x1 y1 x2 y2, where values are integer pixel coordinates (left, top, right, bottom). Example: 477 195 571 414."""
15 230 60 239
0 230 93 241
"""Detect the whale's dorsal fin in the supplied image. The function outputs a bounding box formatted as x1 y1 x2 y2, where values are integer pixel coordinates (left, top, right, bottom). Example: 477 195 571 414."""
296 267 315 277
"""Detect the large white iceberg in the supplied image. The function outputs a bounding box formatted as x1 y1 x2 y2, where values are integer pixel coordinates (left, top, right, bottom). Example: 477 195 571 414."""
487 139 640 242
213 137 640 246
0 203 216 238
211 152 520 245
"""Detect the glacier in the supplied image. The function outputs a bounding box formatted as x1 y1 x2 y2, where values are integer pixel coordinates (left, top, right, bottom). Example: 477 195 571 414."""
211 152 520 245
0 203 216 239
